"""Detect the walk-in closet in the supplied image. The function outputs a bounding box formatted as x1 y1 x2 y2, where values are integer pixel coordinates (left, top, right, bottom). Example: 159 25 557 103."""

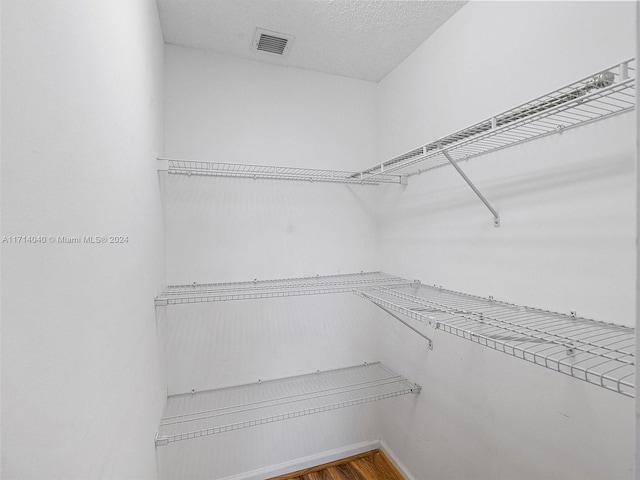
2 1 638 479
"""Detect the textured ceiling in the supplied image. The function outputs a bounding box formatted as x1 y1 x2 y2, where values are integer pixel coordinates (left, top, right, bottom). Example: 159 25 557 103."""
156 0 467 82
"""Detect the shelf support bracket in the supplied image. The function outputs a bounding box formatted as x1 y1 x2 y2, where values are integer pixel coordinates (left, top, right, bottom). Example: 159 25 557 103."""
154 297 168 307
442 149 500 227
370 302 434 350
155 433 168 447
619 61 629 80
157 157 169 172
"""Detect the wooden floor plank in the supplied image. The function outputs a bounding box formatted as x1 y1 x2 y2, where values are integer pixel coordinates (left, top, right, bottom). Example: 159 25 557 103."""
349 458 374 478
267 449 404 480
332 462 362 480
371 451 404 480
268 450 376 480
305 472 328 480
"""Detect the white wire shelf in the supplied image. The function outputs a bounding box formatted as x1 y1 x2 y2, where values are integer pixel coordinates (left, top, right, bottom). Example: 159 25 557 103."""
155 271 414 306
355 285 635 397
356 58 636 178
159 59 634 188
155 362 420 446
159 158 406 185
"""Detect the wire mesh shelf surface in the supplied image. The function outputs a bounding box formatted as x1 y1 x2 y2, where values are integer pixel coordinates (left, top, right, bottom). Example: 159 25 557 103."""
156 271 413 305
155 362 420 446
355 285 634 397
161 158 405 185
160 60 634 187
356 58 636 178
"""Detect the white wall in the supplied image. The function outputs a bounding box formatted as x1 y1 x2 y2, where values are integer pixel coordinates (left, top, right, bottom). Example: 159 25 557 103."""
157 406 381 480
164 44 378 171
157 294 384 479
4 2 634 479
159 3 636 479
370 298 634 480
160 45 385 478
166 175 380 284
163 295 380 395
1 1 166 478
375 2 636 479
376 1 636 326
164 45 381 284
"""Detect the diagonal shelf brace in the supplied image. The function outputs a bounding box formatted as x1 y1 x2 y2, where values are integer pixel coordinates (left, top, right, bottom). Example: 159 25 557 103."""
355 289 434 350
442 149 500 227
374 303 434 350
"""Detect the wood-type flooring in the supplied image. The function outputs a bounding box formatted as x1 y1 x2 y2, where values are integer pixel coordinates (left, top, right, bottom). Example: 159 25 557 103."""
267 449 404 480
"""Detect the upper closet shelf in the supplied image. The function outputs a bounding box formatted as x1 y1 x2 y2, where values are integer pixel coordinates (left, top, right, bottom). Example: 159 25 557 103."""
356 58 636 179
158 59 635 188
155 271 414 306
155 362 420 446
355 284 635 397
157 158 406 185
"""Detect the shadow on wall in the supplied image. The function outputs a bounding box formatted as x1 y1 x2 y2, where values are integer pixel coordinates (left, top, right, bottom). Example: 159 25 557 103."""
377 152 633 223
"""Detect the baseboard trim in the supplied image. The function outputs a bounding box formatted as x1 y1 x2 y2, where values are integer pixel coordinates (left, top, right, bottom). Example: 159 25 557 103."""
217 440 380 480
380 440 416 480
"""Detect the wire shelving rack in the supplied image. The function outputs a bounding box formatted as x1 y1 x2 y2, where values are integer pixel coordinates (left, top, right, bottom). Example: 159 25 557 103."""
155 271 413 306
157 271 635 397
160 59 635 188
155 362 420 446
356 58 636 178
158 159 406 185
354 284 635 397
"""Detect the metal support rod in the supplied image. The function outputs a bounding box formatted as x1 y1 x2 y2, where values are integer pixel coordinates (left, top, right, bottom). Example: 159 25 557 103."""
442 149 500 227
372 302 434 350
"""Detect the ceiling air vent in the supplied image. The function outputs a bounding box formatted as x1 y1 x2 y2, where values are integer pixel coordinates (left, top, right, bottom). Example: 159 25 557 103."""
252 28 294 56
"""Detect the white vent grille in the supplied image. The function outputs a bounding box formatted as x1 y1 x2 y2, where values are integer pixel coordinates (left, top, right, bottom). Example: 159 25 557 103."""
252 28 293 56
258 34 288 54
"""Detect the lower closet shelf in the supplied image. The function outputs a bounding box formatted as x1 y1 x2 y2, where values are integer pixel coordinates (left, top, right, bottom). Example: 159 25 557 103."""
356 285 635 397
155 363 420 446
155 271 412 305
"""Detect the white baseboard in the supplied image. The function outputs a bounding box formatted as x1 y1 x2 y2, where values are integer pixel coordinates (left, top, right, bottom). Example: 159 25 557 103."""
380 440 416 480
217 440 380 480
